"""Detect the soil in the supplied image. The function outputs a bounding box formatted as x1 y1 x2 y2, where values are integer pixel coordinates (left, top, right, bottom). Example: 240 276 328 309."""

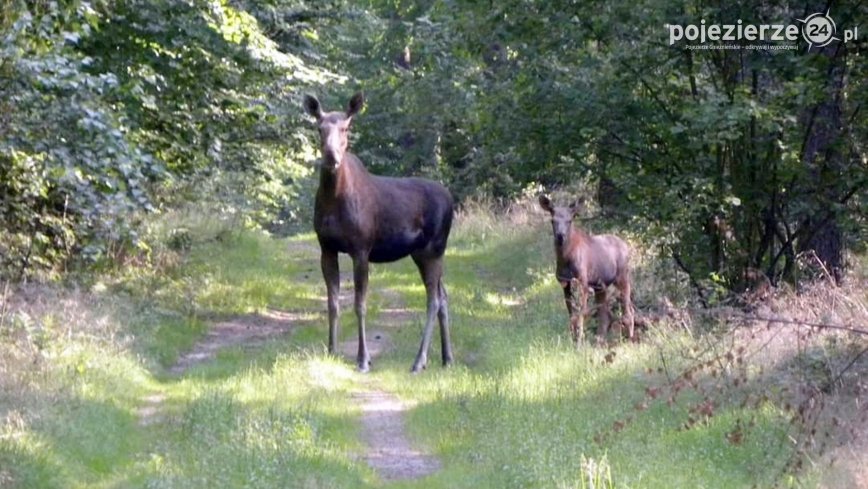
352 386 441 481
167 309 302 374
137 309 299 425
338 284 441 480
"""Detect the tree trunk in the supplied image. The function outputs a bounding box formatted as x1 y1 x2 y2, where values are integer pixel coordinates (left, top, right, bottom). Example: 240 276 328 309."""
797 42 847 285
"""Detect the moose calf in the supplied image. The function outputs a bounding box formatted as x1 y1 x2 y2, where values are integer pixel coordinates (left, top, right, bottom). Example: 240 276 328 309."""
539 195 635 344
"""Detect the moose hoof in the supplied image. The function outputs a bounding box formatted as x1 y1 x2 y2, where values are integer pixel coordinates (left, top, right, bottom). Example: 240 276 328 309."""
357 361 371 373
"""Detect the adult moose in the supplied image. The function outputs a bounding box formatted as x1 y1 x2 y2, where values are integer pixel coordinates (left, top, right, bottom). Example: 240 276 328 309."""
303 92 454 373
539 195 635 344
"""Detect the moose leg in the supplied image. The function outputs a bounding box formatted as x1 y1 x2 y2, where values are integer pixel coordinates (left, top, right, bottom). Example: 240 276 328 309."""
577 281 588 346
618 276 636 341
437 279 454 366
352 254 371 372
566 278 588 346
570 279 588 346
594 287 610 343
562 281 579 342
321 250 340 355
411 255 442 373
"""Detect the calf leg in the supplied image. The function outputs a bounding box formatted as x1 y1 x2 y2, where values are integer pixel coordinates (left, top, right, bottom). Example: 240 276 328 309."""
438 279 454 366
575 279 588 346
563 280 580 343
321 250 340 355
619 277 635 341
353 254 371 372
594 287 610 343
411 254 443 373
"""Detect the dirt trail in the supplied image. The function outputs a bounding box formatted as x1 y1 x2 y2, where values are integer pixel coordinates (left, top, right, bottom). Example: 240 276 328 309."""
136 309 299 425
353 386 441 481
137 252 440 480
136 393 167 427
168 309 301 374
337 287 441 481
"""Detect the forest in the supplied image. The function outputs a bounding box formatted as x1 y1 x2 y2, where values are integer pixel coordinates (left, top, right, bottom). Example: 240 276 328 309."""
1 0 866 488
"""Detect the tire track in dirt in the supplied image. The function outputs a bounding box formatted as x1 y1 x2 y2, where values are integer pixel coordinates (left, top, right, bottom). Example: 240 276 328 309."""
352 385 441 481
137 239 442 480
136 309 301 426
136 239 320 425
339 287 441 481
168 310 303 374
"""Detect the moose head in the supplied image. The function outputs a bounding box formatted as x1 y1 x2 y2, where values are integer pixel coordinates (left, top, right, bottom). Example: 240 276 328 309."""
539 195 585 247
303 92 365 170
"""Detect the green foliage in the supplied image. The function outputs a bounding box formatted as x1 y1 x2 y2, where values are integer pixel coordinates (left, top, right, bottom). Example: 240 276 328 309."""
2 0 864 290
306 0 866 291
0 0 334 279
0 1 160 277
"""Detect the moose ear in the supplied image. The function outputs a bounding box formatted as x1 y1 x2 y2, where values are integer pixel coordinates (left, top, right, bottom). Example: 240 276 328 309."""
347 92 365 117
569 197 586 215
538 195 554 214
303 95 322 119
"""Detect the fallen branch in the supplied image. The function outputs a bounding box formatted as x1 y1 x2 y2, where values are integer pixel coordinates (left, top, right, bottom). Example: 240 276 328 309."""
650 304 868 337
824 344 868 391
721 311 866 337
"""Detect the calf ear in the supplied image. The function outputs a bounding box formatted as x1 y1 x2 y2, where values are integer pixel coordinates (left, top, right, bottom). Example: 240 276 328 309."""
538 195 554 214
303 95 323 120
569 197 586 215
347 92 365 117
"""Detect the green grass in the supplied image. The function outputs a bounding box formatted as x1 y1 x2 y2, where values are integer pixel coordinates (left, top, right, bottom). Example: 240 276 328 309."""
360 213 795 489
0 210 820 488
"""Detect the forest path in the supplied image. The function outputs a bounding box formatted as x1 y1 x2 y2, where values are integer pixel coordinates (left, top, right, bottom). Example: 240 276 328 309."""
337 282 441 481
137 247 440 481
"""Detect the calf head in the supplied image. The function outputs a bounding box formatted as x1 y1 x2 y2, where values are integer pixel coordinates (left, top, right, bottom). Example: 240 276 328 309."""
539 195 583 247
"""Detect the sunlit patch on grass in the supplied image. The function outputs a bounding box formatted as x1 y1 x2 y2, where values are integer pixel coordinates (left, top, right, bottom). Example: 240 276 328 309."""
483 292 524 308
557 454 614 489
0 423 62 489
305 356 356 391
